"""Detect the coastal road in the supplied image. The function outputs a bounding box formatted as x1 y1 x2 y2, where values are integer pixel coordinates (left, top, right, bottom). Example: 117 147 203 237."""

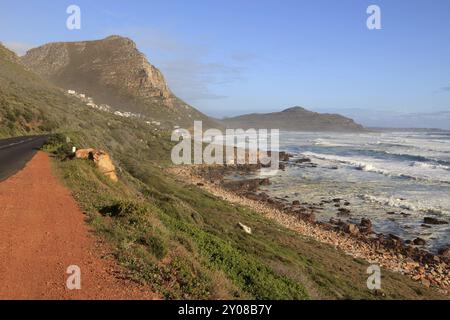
0 135 48 181
0 148 158 299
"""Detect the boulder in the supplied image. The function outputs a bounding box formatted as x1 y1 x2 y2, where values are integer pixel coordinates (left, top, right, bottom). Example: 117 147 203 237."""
297 211 315 223
75 148 95 159
413 238 426 246
389 234 401 241
91 151 118 182
258 192 270 200
344 223 359 236
337 208 351 216
278 151 291 162
295 158 311 164
359 218 373 234
245 192 262 201
75 148 118 182
329 218 342 225
360 218 372 228
400 212 411 217
423 217 448 225
438 246 449 257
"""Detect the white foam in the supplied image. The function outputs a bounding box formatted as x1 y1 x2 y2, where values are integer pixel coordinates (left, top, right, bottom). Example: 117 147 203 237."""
285 131 450 163
313 138 352 147
301 151 450 184
358 194 449 216
410 161 450 171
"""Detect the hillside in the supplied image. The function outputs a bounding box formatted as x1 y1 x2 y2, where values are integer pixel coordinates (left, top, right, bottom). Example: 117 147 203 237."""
0 43 444 300
0 42 174 158
21 35 218 129
222 106 365 132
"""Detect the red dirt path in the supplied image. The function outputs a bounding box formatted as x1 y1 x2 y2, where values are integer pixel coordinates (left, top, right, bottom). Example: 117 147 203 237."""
0 151 157 300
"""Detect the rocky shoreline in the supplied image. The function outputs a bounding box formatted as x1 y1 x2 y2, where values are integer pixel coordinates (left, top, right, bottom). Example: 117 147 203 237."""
169 156 449 295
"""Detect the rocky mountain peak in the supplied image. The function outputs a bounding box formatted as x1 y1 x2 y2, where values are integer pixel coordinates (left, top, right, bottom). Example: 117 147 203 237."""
18 35 220 128
21 35 173 110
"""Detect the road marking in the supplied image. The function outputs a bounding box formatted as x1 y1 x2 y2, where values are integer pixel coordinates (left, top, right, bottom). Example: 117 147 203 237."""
0 137 38 150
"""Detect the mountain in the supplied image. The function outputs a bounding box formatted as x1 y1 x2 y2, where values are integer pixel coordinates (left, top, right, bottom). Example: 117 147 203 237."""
21 35 218 129
221 106 365 132
0 41 174 158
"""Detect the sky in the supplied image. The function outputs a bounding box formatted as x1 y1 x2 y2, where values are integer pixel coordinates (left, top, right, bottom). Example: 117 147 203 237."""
1 0 450 120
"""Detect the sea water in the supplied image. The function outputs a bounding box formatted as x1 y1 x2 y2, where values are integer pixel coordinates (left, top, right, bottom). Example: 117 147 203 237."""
256 130 450 252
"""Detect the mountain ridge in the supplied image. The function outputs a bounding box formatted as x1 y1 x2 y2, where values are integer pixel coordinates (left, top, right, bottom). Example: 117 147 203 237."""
222 106 365 132
20 35 219 129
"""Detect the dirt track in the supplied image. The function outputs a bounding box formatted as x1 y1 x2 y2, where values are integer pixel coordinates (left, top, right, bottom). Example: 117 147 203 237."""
0 151 157 300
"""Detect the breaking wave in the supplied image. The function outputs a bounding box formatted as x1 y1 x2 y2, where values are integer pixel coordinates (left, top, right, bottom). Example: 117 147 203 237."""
357 194 449 216
301 152 450 184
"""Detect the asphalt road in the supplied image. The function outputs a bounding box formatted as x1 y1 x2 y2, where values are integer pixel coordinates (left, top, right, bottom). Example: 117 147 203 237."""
0 135 48 181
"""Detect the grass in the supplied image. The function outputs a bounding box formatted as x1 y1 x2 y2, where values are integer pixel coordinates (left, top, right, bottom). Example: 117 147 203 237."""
52 156 307 299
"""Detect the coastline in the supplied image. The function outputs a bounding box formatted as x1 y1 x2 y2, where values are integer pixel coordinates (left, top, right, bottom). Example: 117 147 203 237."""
169 164 449 295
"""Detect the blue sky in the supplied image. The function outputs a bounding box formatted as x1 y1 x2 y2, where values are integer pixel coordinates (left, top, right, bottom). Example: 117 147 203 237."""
1 0 450 118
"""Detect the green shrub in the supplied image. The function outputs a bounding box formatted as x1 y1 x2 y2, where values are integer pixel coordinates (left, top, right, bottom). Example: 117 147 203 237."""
138 233 167 259
5 110 16 122
22 109 35 122
42 133 74 159
100 200 149 221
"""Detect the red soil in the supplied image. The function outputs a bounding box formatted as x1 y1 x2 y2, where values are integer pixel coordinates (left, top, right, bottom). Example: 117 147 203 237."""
0 151 158 300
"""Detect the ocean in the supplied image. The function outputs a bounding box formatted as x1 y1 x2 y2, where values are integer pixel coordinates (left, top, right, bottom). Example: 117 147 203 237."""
255 130 450 252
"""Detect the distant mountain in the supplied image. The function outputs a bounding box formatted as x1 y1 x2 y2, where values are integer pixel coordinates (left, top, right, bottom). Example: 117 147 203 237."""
316 108 450 130
221 106 365 132
21 35 219 129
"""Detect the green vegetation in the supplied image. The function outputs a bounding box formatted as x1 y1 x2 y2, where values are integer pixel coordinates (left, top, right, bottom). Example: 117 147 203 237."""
51 154 307 299
47 136 445 299
1 43 446 299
